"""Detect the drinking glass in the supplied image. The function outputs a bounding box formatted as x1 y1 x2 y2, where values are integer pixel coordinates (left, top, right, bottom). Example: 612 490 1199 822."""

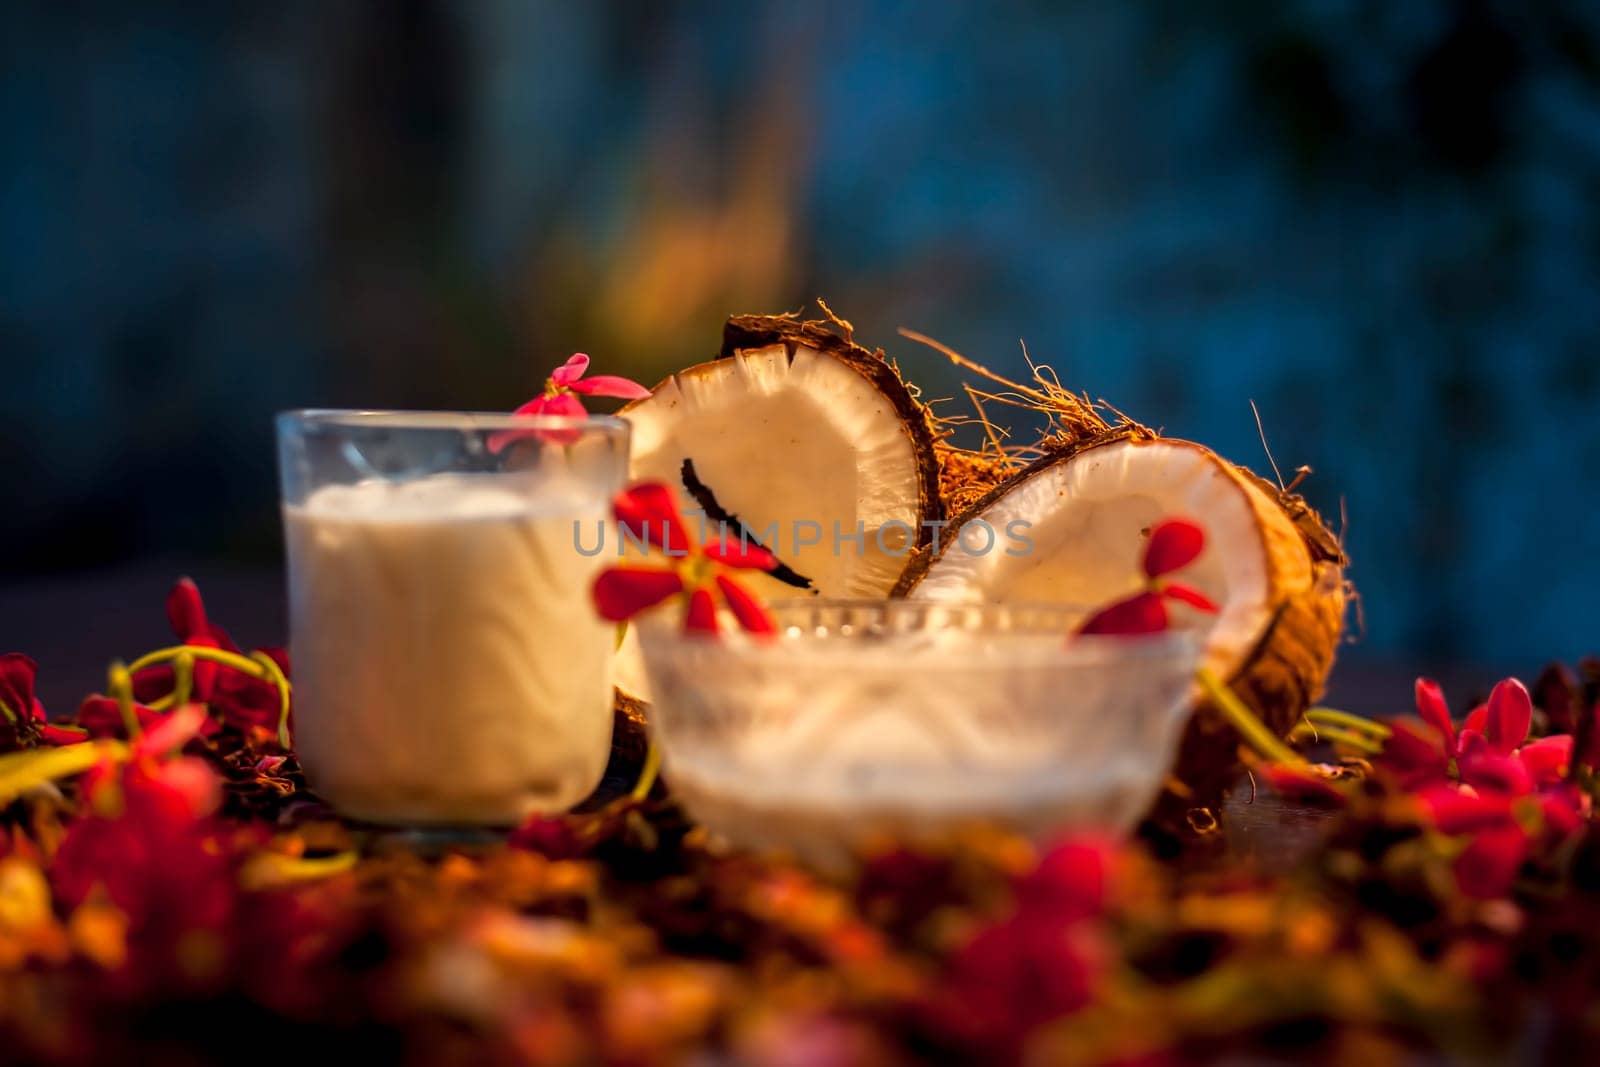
277 410 629 827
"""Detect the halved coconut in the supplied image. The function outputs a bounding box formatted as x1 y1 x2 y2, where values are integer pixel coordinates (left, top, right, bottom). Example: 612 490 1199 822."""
900 431 1347 830
613 310 943 697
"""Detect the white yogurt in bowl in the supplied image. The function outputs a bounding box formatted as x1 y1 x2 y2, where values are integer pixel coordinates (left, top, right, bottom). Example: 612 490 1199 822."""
637 600 1200 868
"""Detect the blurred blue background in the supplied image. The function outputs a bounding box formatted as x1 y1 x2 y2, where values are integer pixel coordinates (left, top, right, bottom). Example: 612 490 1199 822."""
2 1 1597 700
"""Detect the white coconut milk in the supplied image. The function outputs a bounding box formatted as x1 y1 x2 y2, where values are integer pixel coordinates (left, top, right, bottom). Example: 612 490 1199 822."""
284 473 614 825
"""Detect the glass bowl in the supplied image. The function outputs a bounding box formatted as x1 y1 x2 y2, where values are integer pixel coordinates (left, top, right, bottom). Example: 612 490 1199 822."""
636 600 1201 867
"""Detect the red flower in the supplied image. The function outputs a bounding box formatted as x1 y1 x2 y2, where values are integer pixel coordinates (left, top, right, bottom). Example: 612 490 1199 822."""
0 653 88 748
127 579 291 744
1396 678 1587 899
489 353 650 452
922 838 1113 1058
592 482 778 636
1386 677 1574 796
49 704 235 990
1078 519 1219 636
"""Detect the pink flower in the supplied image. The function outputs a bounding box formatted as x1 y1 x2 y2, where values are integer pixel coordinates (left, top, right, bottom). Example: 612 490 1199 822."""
1078 518 1219 636
489 353 649 452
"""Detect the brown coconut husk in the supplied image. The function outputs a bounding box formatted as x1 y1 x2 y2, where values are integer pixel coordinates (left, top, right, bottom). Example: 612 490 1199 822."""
890 332 1349 845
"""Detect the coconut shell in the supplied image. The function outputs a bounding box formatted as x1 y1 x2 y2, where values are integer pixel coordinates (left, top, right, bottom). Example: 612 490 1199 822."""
897 430 1348 841
716 309 946 548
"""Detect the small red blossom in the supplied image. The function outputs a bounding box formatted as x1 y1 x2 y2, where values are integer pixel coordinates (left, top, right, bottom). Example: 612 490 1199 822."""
489 353 650 452
592 482 778 636
1078 518 1219 636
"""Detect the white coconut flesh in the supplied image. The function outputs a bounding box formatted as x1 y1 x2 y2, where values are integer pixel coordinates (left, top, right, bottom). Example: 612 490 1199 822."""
912 439 1275 682
614 341 933 699
623 342 926 599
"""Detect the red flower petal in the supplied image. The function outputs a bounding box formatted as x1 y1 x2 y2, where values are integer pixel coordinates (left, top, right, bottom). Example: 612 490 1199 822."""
1381 718 1450 784
1463 704 1488 736
166 577 209 641
1016 837 1114 921
39 724 89 746
1257 763 1348 808
541 391 587 417
1454 825 1528 900
1414 677 1456 753
1457 728 1487 759
592 567 684 622
715 573 776 635
148 755 223 818
1160 581 1219 614
1078 591 1168 636
567 374 651 399
489 393 589 453
1420 786 1515 834
0 653 40 727
135 702 211 759
613 482 692 555
1142 519 1205 579
1485 678 1532 755
508 815 584 860
684 588 720 635
549 353 590 387
1458 750 1534 797
1540 783 1586 837
702 536 778 571
1516 734 1573 785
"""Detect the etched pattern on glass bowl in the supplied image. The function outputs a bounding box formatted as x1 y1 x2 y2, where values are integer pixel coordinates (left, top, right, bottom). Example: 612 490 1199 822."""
637 600 1200 867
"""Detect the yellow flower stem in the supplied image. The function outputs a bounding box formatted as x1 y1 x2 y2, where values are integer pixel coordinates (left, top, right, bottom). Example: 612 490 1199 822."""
1289 721 1384 755
630 739 662 803
0 740 129 805
107 661 139 740
172 649 195 708
123 645 293 748
1196 667 1305 767
249 650 294 749
1305 706 1391 739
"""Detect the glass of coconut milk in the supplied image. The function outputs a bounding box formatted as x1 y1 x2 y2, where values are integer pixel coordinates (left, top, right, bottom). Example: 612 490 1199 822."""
276 410 630 827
